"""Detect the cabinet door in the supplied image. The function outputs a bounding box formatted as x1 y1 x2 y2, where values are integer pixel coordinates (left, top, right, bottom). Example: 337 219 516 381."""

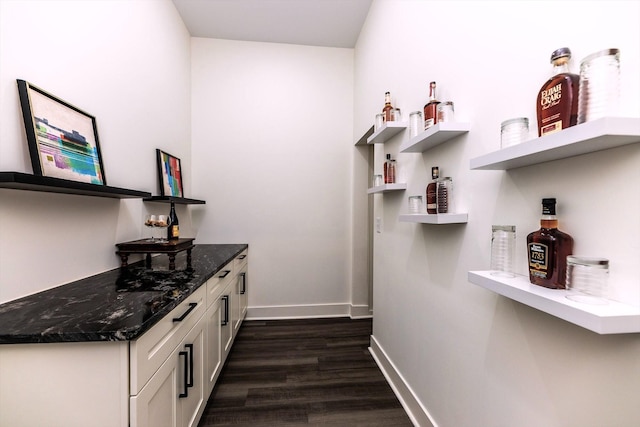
179 319 206 427
232 273 242 334
205 298 222 396
220 284 234 361
130 347 180 427
238 269 248 321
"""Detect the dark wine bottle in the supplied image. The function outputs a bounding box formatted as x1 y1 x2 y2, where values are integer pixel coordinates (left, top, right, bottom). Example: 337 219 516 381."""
167 202 179 240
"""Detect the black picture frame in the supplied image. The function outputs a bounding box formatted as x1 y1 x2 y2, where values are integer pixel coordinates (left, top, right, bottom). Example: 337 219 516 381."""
156 149 184 197
16 79 106 185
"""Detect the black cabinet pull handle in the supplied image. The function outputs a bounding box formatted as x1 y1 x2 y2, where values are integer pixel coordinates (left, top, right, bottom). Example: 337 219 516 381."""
240 272 247 295
185 343 194 388
178 350 189 398
218 270 231 278
173 302 197 322
221 295 229 326
238 254 246 260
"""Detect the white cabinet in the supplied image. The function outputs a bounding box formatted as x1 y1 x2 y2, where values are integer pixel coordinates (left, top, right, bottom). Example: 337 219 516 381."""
130 286 207 427
0 249 249 427
0 341 129 427
220 281 235 361
205 296 222 395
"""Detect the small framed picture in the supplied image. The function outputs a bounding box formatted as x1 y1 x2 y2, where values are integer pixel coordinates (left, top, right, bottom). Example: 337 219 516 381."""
156 149 184 197
17 79 106 185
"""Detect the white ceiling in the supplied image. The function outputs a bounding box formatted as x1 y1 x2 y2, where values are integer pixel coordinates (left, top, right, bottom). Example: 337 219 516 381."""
171 0 373 48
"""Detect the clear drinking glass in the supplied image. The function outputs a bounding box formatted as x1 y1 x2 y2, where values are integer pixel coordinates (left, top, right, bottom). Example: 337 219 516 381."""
577 49 620 124
409 111 423 137
490 225 516 277
565 256 609 304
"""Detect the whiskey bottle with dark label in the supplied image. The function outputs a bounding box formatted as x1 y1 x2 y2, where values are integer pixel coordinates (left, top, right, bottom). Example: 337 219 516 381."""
527 198 574 289
536 47 579 137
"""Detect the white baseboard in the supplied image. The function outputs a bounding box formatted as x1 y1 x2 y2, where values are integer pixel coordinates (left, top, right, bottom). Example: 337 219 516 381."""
349 304 373 319
247 303 369 320
369 335 437 427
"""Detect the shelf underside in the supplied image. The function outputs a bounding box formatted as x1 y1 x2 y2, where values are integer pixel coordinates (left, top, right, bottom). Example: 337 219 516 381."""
0 172 150 199
400 122 470 153
399 213 468 224
470 117 640 170
143 196 206 205
367 183 407 194
469 271 640 334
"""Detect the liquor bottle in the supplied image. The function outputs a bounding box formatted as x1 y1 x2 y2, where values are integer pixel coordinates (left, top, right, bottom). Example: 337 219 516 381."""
527 198 574 289
423 81 440 130
437 176 452 214
425 166 439 214
382 91 395 122
167 202 180 240
384 154 391 183
536 47 579 137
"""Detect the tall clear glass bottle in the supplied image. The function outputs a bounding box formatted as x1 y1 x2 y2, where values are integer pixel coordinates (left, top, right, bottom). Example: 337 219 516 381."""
437 177 452 214
527 198 574 289
536 47 579 136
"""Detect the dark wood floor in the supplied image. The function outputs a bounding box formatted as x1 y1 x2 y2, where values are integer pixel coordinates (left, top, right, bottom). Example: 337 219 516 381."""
198 317 414 426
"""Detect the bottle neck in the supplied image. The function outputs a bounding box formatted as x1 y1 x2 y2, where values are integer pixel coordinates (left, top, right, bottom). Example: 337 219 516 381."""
540 214 558 229
552 60 570 76
429 84 437 101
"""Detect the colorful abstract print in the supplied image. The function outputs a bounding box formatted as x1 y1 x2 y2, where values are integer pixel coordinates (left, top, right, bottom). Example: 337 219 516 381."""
35 117 104 184
161 152 183 197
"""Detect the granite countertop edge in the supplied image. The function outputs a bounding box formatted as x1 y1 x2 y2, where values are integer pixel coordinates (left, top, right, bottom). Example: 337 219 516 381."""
0 243 248 345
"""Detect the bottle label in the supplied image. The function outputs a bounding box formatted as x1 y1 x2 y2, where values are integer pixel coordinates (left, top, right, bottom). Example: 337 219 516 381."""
540 83 562 109
170 225 179 238
541 120 562 136
424 118 435 129
528 242 549 278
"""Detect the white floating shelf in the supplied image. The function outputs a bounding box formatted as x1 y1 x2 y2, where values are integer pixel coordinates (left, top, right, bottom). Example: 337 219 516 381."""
367 183 407 194
470 117 640 170
468 271 640 334
367 122 408 144
400 122 470 153
398 213 468 224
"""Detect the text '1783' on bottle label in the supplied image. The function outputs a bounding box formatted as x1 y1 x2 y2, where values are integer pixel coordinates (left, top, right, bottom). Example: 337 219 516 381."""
528 242 549 278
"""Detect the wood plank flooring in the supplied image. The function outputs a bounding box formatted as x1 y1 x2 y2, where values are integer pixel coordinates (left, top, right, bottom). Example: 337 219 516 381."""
198 317 414 426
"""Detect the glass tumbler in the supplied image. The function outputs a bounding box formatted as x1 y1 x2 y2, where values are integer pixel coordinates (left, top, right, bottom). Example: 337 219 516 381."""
374 113 384 131
490 225 516 277
577 48 620 124
409 111 423 137
437 101 455 123
565 256 609 304
408 196 423 214
501 117 529 148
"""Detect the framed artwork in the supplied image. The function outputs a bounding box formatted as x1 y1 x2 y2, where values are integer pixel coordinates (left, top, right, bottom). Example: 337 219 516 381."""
16 79 106 185
156 149 184 197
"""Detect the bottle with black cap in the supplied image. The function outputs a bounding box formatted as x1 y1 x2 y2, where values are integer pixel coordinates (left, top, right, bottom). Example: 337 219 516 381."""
527 198 574 289
167 202 179 240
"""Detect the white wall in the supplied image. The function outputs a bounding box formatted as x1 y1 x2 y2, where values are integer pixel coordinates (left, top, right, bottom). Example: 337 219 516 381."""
0 0 192 303
355 1 640 426
190 38 356 318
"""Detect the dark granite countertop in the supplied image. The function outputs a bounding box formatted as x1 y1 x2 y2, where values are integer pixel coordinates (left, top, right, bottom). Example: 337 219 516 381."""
0 244 247 344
